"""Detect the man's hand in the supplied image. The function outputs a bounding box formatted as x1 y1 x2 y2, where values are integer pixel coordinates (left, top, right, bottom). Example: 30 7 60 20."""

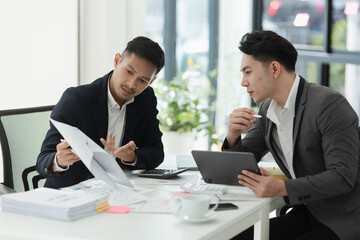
100 131 137 163
238 167 287 197
226 107 257 148
56 139 80 168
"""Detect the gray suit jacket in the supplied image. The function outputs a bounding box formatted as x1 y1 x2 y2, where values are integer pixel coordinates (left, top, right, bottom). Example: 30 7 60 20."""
223 78 360 240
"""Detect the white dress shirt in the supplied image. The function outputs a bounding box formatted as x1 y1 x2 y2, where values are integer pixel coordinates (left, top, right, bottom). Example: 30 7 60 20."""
266 75 300 179
106 80 136 167
106 82 134 151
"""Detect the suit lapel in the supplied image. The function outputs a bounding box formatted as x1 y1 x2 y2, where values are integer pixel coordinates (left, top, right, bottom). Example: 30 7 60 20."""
267 121 292 177
293 77 308 147
122 100 141 146
93 75 109 141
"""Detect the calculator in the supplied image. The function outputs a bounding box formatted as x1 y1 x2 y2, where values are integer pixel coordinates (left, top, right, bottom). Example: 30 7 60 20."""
138 168 190 179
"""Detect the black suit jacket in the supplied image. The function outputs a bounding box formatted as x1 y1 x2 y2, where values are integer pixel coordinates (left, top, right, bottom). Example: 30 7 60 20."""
36 71 164 188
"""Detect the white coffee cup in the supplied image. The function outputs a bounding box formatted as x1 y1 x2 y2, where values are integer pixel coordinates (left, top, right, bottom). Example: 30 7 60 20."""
181 194 218 219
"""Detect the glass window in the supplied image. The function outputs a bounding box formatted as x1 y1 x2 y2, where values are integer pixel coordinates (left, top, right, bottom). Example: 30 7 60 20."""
332 0 360 50
329 63 346 94
296 60 320 84
262 0 325 49
176 0 209 75
145 0 254 152
145 0 165 80
146 0 209 78
216 0 252 147
329 63 360 118
145 0 212 152
145 0 165 44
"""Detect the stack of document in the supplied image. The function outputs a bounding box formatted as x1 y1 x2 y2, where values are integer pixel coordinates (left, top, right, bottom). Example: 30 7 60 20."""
62 179 148 206
1 187 109 221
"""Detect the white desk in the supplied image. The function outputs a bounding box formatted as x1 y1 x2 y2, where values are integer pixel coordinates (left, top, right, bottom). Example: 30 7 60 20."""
0 155 284 240
0 178 284 240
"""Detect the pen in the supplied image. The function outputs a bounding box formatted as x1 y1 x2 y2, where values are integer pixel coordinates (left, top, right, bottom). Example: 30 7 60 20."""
253 114 262 118
60 139 77 155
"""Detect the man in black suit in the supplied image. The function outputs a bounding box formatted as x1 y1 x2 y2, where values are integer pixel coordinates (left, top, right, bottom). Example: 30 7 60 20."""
36 36 165 189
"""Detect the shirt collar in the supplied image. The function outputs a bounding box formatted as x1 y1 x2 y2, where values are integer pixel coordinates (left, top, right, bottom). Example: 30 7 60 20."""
107 75 134 110
283 74 300 117
267 74 300 122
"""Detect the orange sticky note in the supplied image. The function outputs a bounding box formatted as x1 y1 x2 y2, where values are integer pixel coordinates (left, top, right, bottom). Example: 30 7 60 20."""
105 206 134 214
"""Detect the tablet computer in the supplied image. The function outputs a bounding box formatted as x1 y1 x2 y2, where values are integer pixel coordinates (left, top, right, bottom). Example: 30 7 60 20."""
191 150 260 186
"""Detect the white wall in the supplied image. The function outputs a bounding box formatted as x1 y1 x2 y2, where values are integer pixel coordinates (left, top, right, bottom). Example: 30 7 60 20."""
0 0 78 182
0 0 78 110
79 0 146 84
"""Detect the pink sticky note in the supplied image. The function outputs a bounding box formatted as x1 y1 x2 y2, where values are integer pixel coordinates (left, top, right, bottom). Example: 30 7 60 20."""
105 206 134 214
171 191 190 196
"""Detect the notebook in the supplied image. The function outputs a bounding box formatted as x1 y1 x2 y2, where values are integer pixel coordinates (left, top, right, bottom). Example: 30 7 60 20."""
191 150 260 186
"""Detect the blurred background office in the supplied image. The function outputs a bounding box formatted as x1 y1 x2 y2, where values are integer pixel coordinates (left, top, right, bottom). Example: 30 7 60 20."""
1 0 360 181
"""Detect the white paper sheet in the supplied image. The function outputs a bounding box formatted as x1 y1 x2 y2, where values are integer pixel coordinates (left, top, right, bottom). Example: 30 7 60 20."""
50 118 133 189
215 187 259 201
129 198 180 214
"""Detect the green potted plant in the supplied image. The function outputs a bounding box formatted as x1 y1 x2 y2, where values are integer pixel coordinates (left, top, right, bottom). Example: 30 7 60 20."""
154 66 216 155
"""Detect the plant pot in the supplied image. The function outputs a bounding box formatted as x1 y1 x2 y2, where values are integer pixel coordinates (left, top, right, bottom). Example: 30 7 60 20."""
162 131 195 155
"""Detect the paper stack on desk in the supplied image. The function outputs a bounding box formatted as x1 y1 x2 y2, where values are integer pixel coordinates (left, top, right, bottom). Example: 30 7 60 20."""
1 187 109 221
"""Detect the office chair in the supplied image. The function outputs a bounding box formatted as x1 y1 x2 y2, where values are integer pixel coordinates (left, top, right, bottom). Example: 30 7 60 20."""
0 105 54 192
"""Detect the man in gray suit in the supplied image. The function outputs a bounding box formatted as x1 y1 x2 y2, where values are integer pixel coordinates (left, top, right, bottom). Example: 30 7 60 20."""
224 30 360 240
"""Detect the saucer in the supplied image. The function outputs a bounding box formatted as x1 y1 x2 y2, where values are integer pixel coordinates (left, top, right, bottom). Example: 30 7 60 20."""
174 210 217 223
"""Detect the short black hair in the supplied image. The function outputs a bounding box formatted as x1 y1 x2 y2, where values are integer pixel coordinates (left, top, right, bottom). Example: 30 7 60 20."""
122 36 165 75
239 30 298 72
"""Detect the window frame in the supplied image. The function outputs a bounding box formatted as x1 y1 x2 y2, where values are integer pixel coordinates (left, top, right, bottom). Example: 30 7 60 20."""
255 0 360 87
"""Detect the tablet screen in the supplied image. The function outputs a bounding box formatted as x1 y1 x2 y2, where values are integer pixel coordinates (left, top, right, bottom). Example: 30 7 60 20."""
191 150 260 186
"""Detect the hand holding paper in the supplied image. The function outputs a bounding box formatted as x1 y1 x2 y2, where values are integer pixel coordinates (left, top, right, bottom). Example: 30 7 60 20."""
50 118 134 189
56 139 80 168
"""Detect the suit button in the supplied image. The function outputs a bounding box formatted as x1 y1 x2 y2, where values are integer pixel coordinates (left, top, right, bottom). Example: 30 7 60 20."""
298 195 311 201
